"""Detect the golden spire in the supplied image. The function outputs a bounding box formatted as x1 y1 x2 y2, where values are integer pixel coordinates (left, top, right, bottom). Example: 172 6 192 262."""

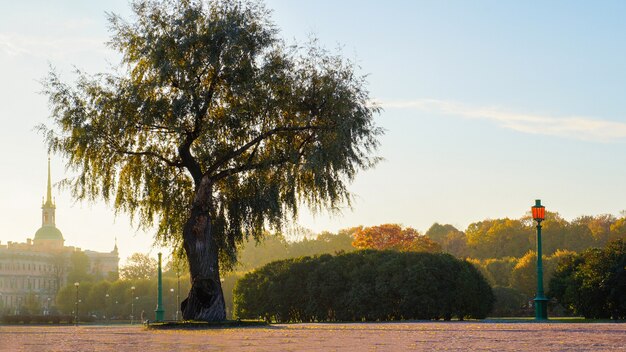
45 157 53 206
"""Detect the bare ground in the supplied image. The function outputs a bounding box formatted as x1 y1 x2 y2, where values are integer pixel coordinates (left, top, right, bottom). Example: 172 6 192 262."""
1 322 625 351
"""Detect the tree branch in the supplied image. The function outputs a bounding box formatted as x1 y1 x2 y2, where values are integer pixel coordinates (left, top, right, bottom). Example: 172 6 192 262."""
211 131 316 182
178 133 203 185
116 149 183 167
206 124 325 176
134 122 181 134
104 134 183 167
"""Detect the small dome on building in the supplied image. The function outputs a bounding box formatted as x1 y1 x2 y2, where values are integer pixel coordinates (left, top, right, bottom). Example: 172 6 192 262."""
34 226 64 241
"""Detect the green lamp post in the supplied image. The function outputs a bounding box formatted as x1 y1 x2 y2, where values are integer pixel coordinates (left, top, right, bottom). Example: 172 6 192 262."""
131 286 135 324
155 252 165 322
74 282 79 326
532 199 548 320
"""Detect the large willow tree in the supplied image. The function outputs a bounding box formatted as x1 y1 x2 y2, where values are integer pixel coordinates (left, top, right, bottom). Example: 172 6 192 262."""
42 0 381 321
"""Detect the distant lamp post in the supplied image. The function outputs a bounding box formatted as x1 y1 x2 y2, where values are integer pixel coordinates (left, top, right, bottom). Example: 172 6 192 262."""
155 252 165 322
46 297 51 316
532 199 548 320
176 271 181 321
131 286 136 324
74 282 80 325
105 293 110 321
170 288 175 320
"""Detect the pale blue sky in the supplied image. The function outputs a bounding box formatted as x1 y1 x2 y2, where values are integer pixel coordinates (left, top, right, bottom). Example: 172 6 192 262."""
1 1 626 262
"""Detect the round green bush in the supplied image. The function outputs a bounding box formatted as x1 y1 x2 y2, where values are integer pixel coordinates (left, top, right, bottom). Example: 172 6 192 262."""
234 250 494 322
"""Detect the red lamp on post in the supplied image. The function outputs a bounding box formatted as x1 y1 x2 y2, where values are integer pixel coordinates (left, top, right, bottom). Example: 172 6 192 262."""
531 199 548 320
532 201 545 222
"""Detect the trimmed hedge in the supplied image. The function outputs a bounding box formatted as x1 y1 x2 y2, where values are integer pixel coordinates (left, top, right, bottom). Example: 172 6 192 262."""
234 250 494 322
1 315 78 324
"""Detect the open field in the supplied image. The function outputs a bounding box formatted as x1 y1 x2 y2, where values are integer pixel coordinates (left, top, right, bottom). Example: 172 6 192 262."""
1 322 625 351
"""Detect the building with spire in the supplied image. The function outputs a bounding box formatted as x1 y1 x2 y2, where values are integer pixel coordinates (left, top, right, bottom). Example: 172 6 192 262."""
0 159 119 313
34 158 64 250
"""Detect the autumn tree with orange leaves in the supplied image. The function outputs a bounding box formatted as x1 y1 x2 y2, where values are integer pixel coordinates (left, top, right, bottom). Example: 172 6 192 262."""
351 224 441 253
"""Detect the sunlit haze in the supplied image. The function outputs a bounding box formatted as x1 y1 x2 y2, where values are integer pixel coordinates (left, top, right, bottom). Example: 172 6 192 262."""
2 0 626 263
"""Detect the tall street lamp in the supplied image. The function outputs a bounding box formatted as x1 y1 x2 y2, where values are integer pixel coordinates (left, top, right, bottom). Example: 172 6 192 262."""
105 293 110 321
131 286 135 325
74 282 80 325
532 199 548 320
170 288 175 320
176 271 181 321
136 296 140 322
155 252 165 322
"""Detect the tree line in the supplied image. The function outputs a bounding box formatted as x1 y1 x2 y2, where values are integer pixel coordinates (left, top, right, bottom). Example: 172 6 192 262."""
232 212 626 273
231 212 626 319
4 211 622 320
427 212 626 259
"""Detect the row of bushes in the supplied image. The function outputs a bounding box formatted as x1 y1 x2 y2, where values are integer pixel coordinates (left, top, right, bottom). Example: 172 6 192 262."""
1 315 95 324
233 250 494 322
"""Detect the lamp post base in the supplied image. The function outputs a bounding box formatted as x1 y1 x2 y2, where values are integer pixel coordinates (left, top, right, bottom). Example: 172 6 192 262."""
155 308 165 322
534 296 548 320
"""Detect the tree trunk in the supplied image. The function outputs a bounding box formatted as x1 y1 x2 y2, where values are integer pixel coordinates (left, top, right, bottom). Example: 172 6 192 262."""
180 177 226 321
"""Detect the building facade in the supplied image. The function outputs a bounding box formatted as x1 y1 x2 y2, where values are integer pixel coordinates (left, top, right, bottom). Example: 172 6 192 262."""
0 159 119 313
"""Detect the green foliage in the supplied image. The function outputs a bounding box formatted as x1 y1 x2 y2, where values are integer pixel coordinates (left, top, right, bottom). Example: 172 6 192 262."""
509 250 563 297
21 293 42 315
460 212 622 260
236 231 356 270
55 284 74 314
66 251 94 283
467 257 519 288
87 281 112 312
484 257 518 287
466 219 533 259
48 252 68 295
54 276 193 319
491 286 528 317
609 218 626 243
233 250 494 322
41 0 381 271
425 223 468 257
549 239 626 319
120 253 158 280
441 230 470 258
290 230 357 257
572 214 616 245
468 249 574 317
352 224 441 253
56 281 94 315
47 232 353 319
425 223 457 243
